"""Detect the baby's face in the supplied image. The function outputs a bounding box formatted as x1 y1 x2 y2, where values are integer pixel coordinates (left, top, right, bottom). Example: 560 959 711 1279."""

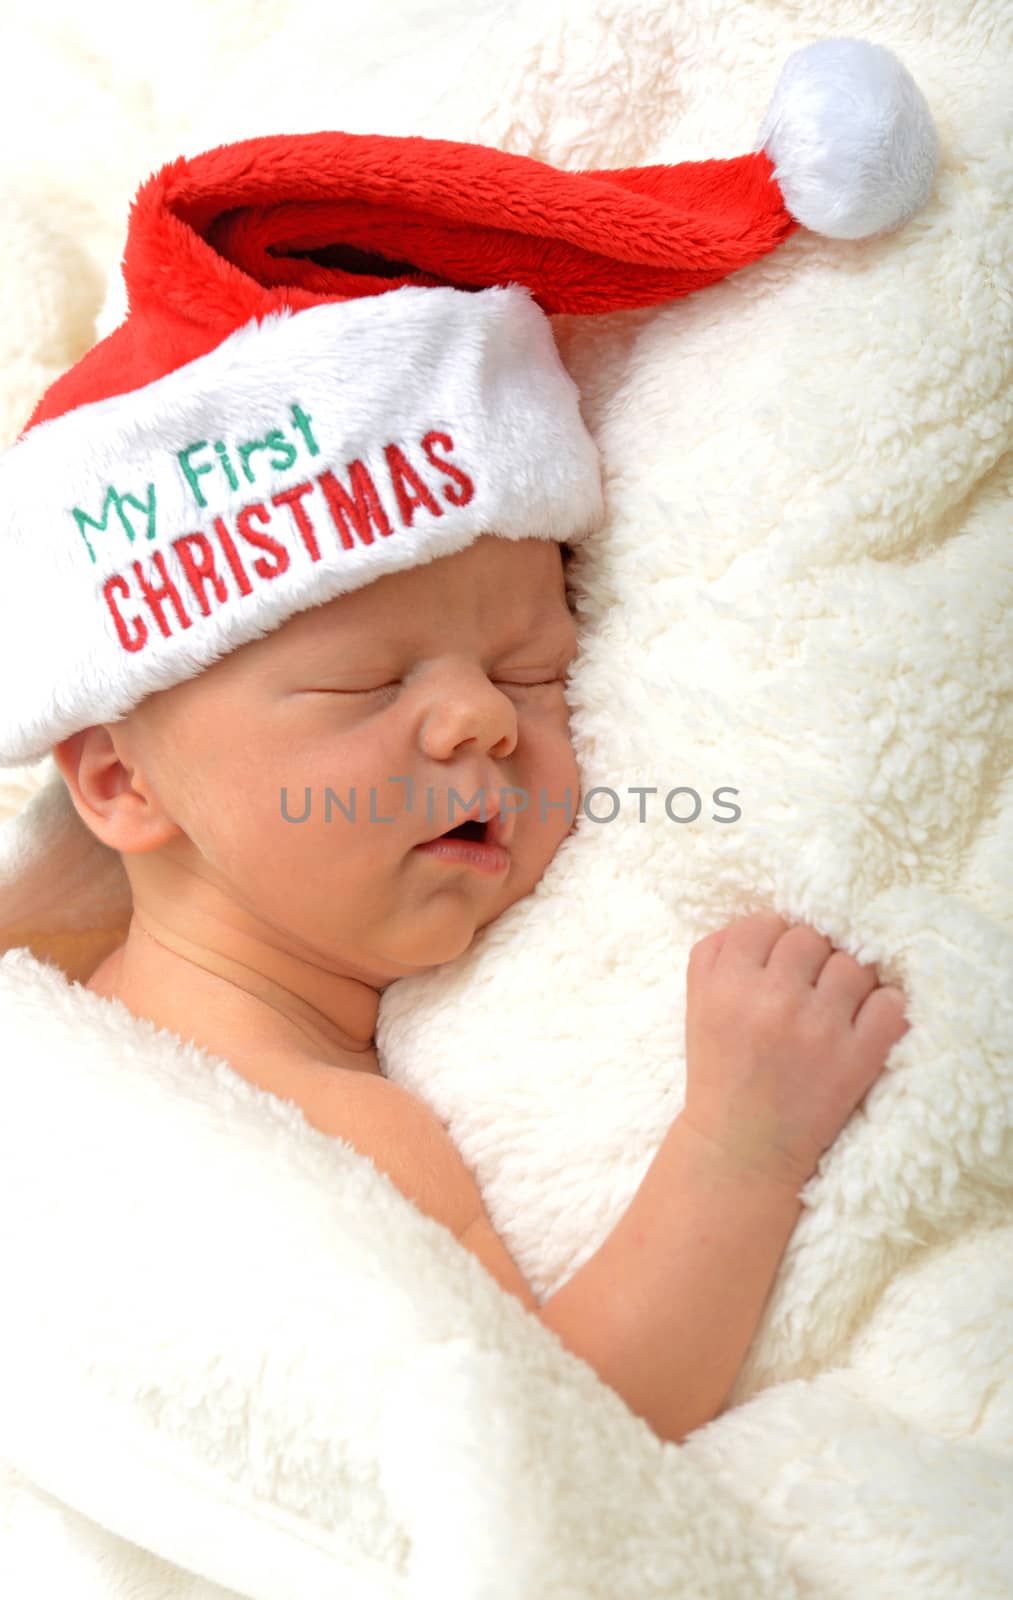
123 535 580 984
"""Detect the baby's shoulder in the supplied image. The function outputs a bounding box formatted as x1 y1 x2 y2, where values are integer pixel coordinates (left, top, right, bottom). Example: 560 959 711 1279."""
279 1057 481 1241
232 1049 537 1309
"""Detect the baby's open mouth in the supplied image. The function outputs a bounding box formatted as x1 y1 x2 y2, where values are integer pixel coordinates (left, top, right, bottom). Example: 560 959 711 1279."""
440 819 488 841
415 799 510 851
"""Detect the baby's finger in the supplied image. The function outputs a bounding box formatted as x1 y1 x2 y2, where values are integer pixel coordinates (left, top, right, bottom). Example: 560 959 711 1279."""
817 951 881 1017
724 911 793 971
687 926 729 979
766 923 834 988
854 984 911 1050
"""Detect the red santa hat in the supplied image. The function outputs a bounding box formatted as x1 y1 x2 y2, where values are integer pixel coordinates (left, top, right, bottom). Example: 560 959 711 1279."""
0 36 937 769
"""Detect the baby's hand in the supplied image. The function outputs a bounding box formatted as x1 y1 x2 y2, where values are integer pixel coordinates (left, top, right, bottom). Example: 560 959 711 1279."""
682 912 911 1192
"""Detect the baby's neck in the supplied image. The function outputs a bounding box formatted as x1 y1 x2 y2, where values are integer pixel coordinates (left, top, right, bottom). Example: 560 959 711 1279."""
85 914 383 1079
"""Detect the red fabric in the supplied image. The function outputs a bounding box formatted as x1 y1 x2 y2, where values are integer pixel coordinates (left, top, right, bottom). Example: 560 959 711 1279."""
24 129 796 434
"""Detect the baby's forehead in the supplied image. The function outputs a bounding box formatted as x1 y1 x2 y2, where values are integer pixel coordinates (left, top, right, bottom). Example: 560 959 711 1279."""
275 603 565 660
279 556 570 650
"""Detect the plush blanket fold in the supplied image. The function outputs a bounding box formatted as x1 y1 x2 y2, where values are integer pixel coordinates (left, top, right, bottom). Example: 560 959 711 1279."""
1 0 1011 1596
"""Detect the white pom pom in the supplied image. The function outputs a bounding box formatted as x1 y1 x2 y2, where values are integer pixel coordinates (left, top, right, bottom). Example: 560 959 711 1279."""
754 37 939 239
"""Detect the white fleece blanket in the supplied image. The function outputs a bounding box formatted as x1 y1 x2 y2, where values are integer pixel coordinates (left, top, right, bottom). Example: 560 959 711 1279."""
1 1 1011 1596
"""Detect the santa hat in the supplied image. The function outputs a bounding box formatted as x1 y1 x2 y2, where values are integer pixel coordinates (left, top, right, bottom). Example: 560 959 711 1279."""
0 36 937 771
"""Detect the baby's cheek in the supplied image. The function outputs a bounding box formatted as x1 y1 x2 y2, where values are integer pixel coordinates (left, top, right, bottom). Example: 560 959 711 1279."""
521 730 580 833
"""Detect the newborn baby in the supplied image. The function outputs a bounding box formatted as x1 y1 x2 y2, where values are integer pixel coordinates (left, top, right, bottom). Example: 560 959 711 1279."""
53 527 910 1448
1 71 932 1452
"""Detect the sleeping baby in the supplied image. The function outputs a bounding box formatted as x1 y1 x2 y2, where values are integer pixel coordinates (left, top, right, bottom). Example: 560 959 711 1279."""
53 529 911 1446
4 97 929 1445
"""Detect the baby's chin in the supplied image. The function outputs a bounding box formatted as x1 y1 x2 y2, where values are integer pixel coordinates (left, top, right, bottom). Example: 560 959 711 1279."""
288 915 484 987
379 921 490 978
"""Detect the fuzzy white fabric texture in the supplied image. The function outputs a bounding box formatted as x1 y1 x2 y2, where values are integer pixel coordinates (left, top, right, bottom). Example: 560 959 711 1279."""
0 1 1011 1597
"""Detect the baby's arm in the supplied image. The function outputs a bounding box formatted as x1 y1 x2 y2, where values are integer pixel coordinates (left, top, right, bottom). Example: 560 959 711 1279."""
301 1064 797 1445
536 1114 802 1443
301 910 908 1448
554 907 908 1444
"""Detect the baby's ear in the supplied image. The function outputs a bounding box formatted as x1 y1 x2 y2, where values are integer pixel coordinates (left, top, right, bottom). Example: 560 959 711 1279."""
51 729 90 789
51 724 176 855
